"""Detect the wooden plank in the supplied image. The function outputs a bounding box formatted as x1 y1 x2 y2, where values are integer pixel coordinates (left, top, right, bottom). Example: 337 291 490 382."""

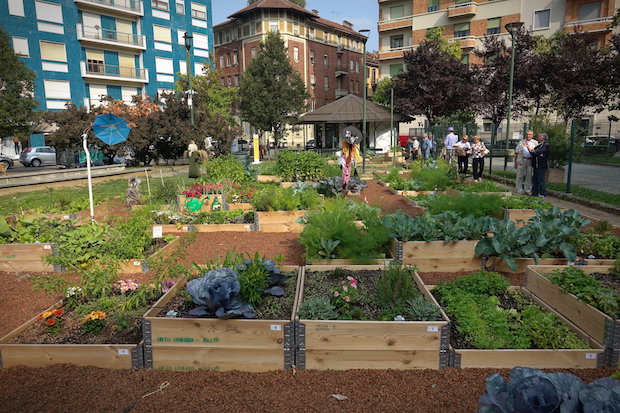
305 350 440 370
305 259 394 266
256 210 308 224
456 349 603 369
302 320 445 351
0 260 53 272
118 259 146 274
0 243 52 258
257 175 282 183
401 240 478 260
258 223 304 233
280 182 318 188
493 258 568 273
0 344 136 369
151 347 283 372
228 203 253 212
402 258 482 272
525 266 614 345
7 213 75 221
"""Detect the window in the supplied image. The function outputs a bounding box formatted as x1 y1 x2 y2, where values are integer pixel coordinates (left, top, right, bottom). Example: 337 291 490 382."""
8 0 25 16
177 30 186 45
534 9 550 29
234 75 239 87
390 5 404 19
293 23 299 35
251 47 256 57
323 53 329 67
349 59 354 70
227 76 232 87
310 50 315 65
40 41 66 61
233 51 238 65
355 61 359 73
454 22 470 38
355 80 359 94
579 1 601 21
309 27 315 39
324 32 328 42
217 32 223 45
270 21 278 32
310 73 315 87
220 77 225 85
390 35 404 49
44 80 70 99
324 75 329 90
176 0 184 14
427 0 439 12
155 57 173 74
153 25 171 43
12 37 29 57
226 53 231 66
193 33 209 49
219 55 224 68
152 0 169 11
389 63 403 77
86 49 104 72
35 1 63 23
293 46 299 62
191 2 206 19
487 18 501 35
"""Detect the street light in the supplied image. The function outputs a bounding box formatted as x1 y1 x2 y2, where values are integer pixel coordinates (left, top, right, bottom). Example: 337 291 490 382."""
359 28 370 173
183 32 195 125
503 21 523 170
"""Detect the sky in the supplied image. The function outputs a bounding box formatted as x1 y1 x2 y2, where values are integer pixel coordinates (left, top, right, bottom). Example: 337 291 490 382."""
211 0 379 51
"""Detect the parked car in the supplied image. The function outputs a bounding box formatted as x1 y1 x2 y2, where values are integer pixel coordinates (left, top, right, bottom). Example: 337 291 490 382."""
305 140 316 150
20 146 57 167
0 155 14 169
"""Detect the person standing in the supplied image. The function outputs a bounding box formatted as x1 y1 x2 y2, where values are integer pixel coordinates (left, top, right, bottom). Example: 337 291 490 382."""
471 136 487 182
421 134 434 159
527 133 550 198
411 136 420 161
514 130 538 195
454 135 472 175
443 127 458 164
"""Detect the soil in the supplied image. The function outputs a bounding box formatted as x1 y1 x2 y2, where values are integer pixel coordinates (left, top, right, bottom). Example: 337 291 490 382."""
419 271 525 286
592 272 620 296
0 365 615 413
175 232 306 266
350 180 425 217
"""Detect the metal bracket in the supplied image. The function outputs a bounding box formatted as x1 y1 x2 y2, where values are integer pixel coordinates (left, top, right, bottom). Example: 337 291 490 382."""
608 349 619 368
142 319 152 346
296 321 306 370
0 350 3 369
141 319 154 369
597 351 608 369
188 224 198 232
131 345 144 370
440 325 450 351
254 212 260 232
283 321 306 370
284 322 295 370
394 240 403 261
450 350 462 368
50 243 65 273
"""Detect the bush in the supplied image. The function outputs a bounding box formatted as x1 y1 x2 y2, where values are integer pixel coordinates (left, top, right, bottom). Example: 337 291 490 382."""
252 186 321 211
204 155 247 184
276 150 328 182
529 115 583 168
418 193 504 219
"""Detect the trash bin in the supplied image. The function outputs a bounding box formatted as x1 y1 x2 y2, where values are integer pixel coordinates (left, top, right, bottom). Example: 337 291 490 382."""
233 151 249 168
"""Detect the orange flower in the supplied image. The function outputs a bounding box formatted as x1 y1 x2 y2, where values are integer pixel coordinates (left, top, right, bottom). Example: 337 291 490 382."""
45 318 56 326
42 311 53 319
52 309 64 317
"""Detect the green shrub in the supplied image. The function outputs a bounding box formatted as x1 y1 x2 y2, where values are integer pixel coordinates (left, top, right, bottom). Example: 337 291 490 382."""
420 193 504 219
460 181 504 193
204 155 247 184
276 150 328 182
501 195 553 209
252 186 321 211
573 221 620 259
297 297 338 320
375 262 419 310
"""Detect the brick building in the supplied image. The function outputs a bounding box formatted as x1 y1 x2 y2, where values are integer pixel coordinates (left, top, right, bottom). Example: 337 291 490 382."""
214 0 369 147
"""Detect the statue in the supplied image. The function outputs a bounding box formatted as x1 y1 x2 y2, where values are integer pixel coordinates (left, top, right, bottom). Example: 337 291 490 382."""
186 141 208 179
125 177 142 207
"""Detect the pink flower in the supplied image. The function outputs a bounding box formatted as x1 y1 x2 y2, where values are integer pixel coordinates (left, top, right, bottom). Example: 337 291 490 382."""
344 296 350 302
333 291 339 297
350 279 358 288
343 286 348 292
347 276 353 281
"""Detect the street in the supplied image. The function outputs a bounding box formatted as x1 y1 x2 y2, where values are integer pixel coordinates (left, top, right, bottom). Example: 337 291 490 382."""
5 161 62 174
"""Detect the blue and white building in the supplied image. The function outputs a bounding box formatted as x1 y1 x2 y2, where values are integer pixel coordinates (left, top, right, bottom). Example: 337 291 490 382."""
0 0 213 153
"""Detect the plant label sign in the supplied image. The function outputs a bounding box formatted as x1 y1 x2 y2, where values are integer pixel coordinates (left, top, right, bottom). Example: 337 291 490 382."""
270 324 282 331
117 349 129 355
152 226 163 238
585 353 597 359
43 245 52 250
427 326 439 333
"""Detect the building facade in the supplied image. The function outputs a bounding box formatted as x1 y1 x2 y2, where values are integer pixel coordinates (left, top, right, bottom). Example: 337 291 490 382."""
1 0 213 113
378 0 619 78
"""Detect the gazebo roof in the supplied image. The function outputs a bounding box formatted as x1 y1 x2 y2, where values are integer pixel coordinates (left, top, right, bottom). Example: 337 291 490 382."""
300 94 412 124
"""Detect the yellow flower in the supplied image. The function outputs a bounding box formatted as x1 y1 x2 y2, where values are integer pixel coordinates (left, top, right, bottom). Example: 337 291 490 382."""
42 311 53 319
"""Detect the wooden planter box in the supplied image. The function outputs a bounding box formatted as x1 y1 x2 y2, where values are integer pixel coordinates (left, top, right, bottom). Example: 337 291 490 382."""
420 284 606 369
6 213 76 222
256 175 282 183
504 209 537 225
0 301 143 369
0 243 56 272
390 239 478 261
152 223 254 235
177 195 225 213
142 266 300 372
280 182 318 188
305 259 393 266
227 203 253 212
255 210 307 233
296 266 450 370
526 265 619 366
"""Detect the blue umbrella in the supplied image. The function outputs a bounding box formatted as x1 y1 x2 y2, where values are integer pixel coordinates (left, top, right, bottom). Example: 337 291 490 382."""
93 113 131 146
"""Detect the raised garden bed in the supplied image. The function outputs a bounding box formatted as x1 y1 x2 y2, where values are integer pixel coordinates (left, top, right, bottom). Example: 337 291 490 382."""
256 210 307 233
295 265 449 370
177 195 226 213
142 265 300 372
0 243 56 272
426 272 605 369
257 175 282 183
525 264 619 366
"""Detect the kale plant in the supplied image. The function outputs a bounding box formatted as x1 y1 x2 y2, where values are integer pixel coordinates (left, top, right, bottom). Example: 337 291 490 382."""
186 268 255 319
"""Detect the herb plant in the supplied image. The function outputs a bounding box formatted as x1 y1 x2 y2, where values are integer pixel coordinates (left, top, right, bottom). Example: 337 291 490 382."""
297 297 338 320
276 150 328 182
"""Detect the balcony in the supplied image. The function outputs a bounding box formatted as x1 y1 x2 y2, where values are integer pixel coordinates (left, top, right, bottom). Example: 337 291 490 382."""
449 35 477 49
564 16 613 33
77 24 146 50
378 15 414 32
74 0 143 16
335 89 348 98
81 61 148 83
447 2 477 18
335 65 348 77
378 45 416 60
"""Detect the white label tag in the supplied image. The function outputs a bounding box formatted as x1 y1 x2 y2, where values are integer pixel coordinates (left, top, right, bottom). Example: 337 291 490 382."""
43 245 52 250
244 225 250 229
117 349 129 355
182 226 189 231
152 226 163 238
427 326 439 333
270 324 282 331
585 353 597 359
63 215 69 219
133 261 141 266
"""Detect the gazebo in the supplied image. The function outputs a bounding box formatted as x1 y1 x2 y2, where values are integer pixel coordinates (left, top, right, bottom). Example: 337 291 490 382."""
299 94 412 152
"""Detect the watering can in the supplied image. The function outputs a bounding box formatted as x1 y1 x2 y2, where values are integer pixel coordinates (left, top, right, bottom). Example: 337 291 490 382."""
185 196 209 212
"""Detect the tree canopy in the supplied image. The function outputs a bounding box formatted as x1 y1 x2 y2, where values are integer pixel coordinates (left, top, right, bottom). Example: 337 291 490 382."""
0 27 37 139
238 31 308 143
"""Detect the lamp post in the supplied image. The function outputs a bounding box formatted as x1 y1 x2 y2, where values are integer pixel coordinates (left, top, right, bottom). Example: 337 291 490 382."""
503 21 523 171
183 32 194 125
359 29 370 173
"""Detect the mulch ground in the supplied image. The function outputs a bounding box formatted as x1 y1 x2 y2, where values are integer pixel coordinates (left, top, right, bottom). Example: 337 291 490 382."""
174 232 306 266
0 365 614 413
352 180 425 217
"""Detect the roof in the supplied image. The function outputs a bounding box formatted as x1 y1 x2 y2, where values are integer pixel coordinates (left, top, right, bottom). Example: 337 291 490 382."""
300 94 412 124
221 0 367 39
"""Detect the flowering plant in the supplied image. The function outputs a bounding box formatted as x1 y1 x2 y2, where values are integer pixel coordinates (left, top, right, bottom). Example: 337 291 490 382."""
331 276 359 309
229 184 258 203
81 311 107 334
161 280 176 293
115 279 139 294
38 308 64 335
183 182 230 197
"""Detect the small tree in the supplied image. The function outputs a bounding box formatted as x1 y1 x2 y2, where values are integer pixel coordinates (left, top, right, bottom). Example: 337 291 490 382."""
0 27 37 139
425 27 461 59
238 32 308 146
371 77 393 106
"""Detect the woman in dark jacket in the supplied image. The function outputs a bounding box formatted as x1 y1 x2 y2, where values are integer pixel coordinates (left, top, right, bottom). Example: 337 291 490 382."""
526 133 550 198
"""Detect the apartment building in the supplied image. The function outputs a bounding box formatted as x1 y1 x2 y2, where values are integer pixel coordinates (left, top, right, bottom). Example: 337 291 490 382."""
1 0 213 112
214 0 368 113
378 0 619 79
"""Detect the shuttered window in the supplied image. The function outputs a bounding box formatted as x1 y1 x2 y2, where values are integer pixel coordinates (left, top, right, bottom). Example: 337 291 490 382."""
44 80 71 99
35 1 63 23
487 18 501 34
193 33 209 49
40 41 66 61
153 25 171 43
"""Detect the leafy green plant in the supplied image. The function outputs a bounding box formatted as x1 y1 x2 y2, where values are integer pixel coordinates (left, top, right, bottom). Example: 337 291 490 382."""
375 262 418 310
460 181 503 193
317 176 367 196
403 296 442 321
204 154 247 184
276 150 328 182
318 238 340 259
252 186 321 211
418 193 504 219
573 221 620 259
297 297 340 320
501 195 553 209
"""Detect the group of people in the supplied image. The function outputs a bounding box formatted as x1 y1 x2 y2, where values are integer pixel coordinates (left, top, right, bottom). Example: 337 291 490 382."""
514 129 550 198
443 127 489 182
406 133 438 161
